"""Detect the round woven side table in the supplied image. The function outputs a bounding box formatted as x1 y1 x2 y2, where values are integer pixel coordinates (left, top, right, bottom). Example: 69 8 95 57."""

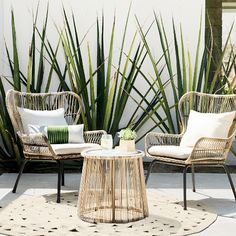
78 149 149 223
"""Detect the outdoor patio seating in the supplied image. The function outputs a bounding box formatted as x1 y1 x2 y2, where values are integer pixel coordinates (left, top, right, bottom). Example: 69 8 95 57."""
145 91 236 210
6 89 106 203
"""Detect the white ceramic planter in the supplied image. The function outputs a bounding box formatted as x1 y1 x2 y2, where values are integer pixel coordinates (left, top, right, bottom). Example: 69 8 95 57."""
119 139 136 152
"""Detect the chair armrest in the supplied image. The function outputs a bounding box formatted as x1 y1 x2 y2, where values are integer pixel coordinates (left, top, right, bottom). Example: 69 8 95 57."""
17 132 56 158
145 132 183 152
18 132 49 146
187 136 233 163
84 130 107 144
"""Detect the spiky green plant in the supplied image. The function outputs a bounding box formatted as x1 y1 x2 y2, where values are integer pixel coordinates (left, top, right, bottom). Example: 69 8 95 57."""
0 5 54 165
52 6 169 140
135 12 234 135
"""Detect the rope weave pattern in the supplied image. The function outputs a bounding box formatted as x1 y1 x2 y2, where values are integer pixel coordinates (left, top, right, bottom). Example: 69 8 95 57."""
145 92 236 165
6 90 106 160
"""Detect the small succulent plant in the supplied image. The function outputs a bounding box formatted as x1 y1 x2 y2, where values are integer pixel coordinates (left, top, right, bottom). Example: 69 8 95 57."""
118 128 137 140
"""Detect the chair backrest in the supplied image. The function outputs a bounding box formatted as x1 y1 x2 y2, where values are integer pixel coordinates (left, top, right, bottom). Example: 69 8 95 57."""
6 90 84 134
178 92 236 136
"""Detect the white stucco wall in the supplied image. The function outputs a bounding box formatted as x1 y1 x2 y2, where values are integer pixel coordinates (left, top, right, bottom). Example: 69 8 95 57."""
223 11 236 44
0 0 205 150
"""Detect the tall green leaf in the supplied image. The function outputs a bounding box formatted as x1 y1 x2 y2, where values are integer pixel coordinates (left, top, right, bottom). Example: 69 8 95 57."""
87 43 96 129
36 4 49 92
11 10 20 91
192 13 202 91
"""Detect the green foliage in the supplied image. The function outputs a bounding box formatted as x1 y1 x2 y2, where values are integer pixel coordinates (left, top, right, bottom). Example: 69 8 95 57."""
56 6 163 139
136 12 235 134
0 5 53 165
118 128 137 140
0 5 235 165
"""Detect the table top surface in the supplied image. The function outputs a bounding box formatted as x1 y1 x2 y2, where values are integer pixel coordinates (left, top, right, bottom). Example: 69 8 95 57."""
81 148 144 159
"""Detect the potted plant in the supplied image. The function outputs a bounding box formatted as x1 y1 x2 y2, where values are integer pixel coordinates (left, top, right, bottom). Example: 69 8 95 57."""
118 128 137 152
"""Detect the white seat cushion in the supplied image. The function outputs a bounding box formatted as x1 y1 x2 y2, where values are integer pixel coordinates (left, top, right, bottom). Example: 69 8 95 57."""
148 145 192 160
180 110 235 147
51 143 100 155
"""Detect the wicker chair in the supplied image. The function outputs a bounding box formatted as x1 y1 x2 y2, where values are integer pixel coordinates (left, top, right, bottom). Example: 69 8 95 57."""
145 92 236 210
6 89 106 203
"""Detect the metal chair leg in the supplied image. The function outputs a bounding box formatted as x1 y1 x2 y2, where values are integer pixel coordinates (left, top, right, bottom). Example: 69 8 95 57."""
222 164 236 201
57 161 62 203
61 161 65 186
145 160 157 184
183 165 189 210
12 160 28 193
191 164 196 192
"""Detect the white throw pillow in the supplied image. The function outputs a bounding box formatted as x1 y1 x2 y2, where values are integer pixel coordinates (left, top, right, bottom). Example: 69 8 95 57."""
180 110 235 147
28 124 85 143
18 107 67 134
28 125 48 136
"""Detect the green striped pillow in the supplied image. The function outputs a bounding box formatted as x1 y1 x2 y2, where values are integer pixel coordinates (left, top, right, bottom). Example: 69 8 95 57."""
47 126 69 144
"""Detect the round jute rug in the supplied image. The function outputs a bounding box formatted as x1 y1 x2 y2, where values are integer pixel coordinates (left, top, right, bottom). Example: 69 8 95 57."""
0 189 216 236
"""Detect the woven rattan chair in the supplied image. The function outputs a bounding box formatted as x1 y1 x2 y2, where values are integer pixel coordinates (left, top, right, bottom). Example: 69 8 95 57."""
145 91 236 210
6 89 106 203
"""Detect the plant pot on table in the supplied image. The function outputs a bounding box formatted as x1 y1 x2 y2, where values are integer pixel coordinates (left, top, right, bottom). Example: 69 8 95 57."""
119 139 136 152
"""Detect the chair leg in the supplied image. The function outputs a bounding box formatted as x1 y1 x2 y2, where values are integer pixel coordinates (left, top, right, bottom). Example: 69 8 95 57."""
12 160 28 193
222 164 236 201
145 160 157 184
57 160 62 203
61 161 65 186
183 165 189 210
191 164 196 192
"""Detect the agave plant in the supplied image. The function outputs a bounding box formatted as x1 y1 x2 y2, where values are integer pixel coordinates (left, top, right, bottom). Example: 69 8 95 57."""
47 6 169 141
135 12 234 135
0 5 55 164
57 8 138 134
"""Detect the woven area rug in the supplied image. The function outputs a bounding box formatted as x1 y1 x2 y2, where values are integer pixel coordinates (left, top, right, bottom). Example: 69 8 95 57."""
0 189 216 236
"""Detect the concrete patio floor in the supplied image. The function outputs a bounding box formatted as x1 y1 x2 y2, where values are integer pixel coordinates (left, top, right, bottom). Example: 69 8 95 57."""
0 172 236 236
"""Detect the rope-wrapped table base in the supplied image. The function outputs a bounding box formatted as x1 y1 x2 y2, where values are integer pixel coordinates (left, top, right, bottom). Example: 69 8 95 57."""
78 149 148 223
